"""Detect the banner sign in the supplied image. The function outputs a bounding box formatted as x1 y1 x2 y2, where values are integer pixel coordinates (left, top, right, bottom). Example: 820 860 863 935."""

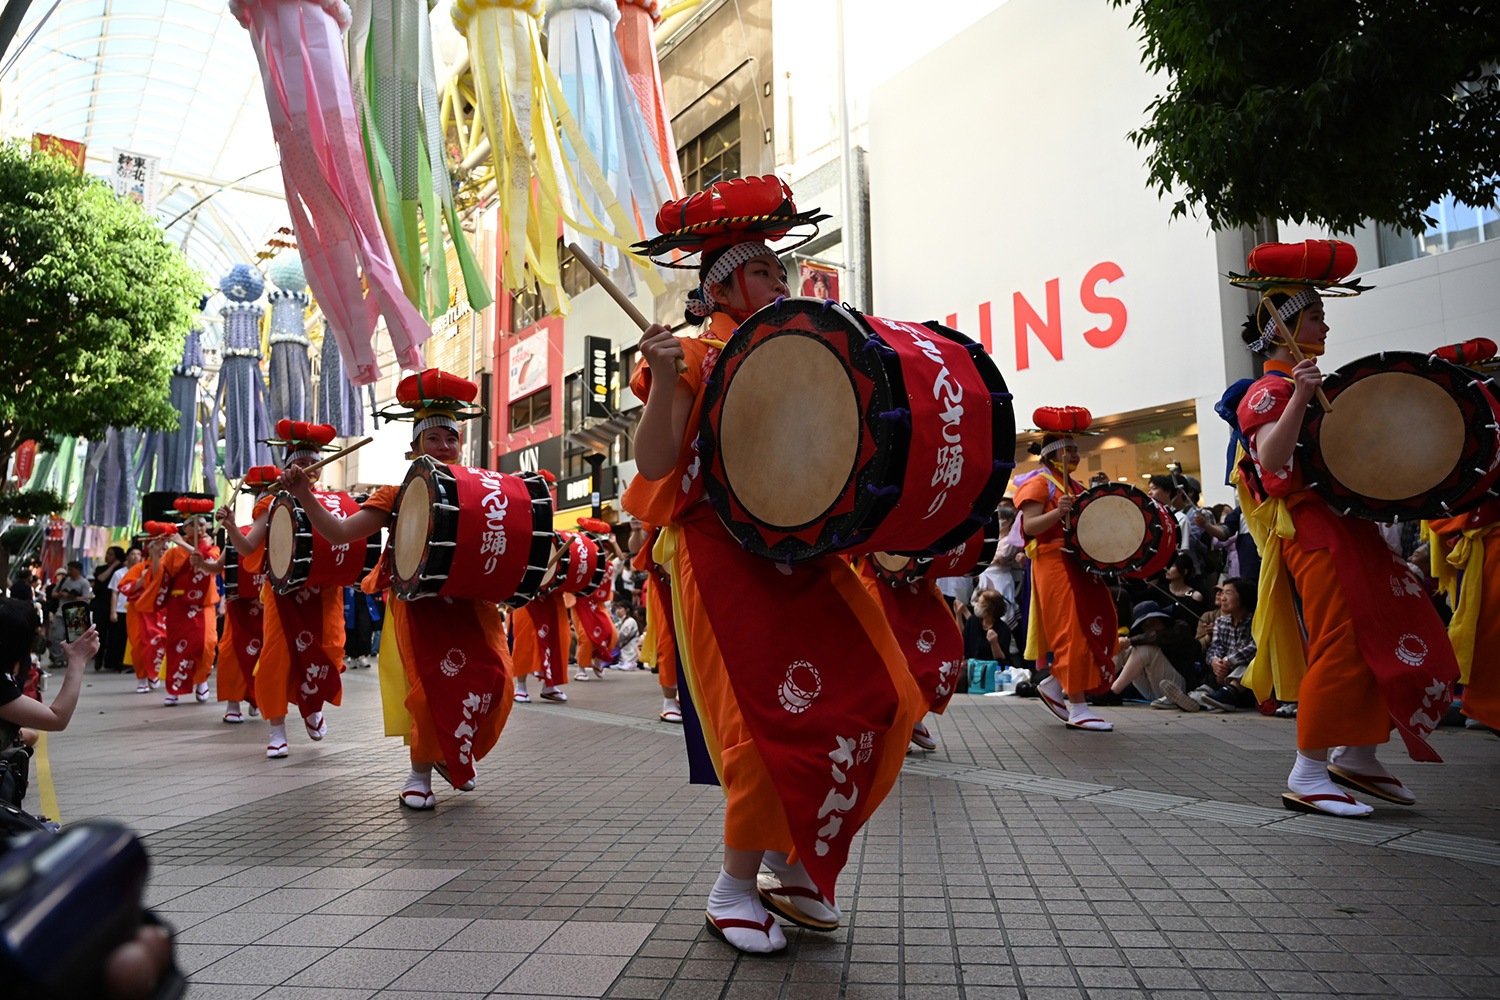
110 149 163 213
584 336 615 419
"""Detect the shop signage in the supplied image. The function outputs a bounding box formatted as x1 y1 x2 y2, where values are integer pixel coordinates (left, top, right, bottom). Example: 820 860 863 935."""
584 336 615 419
558 467 617 507
497 434 562 476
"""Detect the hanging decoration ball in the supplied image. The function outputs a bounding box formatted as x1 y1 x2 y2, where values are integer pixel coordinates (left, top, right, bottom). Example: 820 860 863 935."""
266 256 308 294
219 263 266 303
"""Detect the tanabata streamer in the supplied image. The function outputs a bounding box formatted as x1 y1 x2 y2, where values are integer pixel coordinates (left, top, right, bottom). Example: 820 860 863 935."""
544 0 675 274
613 0 682 199
450 0 662 309
348 0 492 318
232 0 431 385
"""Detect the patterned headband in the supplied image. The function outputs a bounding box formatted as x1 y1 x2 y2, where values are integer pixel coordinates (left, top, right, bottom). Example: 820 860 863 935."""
685 241 776 317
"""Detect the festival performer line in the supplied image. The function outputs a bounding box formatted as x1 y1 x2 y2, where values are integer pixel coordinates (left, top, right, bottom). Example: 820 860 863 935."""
625 176 922 955
511 469 571 705
1222 240 1457 817
280 371 514 811
144 500 220 706
218 425 348 759
113 545 159 694
1014 408 1119 731
572 521 625 682
204 465 279 725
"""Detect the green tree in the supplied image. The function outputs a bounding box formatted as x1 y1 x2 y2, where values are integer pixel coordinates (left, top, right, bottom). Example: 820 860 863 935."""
0 139 202 578
1111 1 1500 232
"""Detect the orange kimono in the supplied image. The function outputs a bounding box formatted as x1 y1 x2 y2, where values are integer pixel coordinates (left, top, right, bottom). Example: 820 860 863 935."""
571 572 617 669
363 486 514 786
1237 363 1456 759
623 315 921 903
511 593 571 687
253 494 345 722
115 561 159 680
216 527 264 708
152 541 220 696
1014 469 1118 696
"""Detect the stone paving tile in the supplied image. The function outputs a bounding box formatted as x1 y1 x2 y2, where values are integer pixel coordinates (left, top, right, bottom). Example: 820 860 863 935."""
33 667 1500 999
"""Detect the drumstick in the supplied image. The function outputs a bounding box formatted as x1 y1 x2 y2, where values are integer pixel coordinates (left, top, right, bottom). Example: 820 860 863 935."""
1269 311 1333 413
298 437 374 478
568 241 694 375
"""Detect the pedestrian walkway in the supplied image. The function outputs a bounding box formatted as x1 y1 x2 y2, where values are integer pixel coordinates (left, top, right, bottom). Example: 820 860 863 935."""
41 667 1500 999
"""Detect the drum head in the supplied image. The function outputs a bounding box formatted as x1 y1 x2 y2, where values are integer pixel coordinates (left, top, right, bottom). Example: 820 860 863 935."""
393 477 432 583
873 551 912 574
266 502 296 580
1319 372 1465 500
720 334 861 529
1074 494 1147 565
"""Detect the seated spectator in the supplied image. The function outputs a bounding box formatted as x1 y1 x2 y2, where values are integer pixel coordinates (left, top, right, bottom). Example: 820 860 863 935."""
1192 577 1260 712
613 605 643 670
1109 600 1202 711
1160 554 1209 618
2 597 100 806
957 588 1015 669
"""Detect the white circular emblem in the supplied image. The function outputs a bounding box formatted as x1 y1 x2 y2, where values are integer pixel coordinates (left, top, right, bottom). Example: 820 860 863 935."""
1395 633 1429 666
187 589 203 601
295 630 314 652
174 639 188 653
1248 387 1275 414
245 638 262 656
439 648 467 677
778 660 823 714
1089 616 1104 637
915 629 937 654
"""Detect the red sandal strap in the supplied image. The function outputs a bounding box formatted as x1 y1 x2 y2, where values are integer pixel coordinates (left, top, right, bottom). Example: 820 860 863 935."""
1298 792 1358 804
708 914 774 933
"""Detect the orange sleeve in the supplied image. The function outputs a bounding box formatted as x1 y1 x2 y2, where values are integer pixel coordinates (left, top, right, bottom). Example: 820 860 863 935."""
362 485 400 513
253 495 275 519
621 339 713 527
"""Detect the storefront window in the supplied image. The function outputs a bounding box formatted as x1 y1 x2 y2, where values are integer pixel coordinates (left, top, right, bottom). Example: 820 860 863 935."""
1012 400 1202 493
508 388 552 433
1377 193 1500 266
679 108 741 196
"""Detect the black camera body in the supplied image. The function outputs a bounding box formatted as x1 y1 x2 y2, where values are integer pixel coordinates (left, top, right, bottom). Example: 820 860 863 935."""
0 822 149 999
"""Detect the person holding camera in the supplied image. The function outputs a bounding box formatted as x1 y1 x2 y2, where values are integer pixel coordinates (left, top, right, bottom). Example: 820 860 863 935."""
1 597 99 795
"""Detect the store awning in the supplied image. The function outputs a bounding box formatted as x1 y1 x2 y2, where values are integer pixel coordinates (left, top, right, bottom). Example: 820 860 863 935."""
553 502 620 531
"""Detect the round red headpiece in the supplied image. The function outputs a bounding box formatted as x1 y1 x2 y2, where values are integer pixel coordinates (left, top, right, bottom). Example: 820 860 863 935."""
397 370 479 409
636 175 828 268
274 420 337 446
1246 240 1358 284
1032 406 1093 434
173 497 215 515
577 517 612 534
1432 338 1498 367
243 465 283 489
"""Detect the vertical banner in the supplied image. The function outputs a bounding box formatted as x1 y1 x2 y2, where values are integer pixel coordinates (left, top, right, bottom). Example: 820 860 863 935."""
109 150 163 213
32 134 87 171
798 260 841 302
508 327 550 401
584 336 615 419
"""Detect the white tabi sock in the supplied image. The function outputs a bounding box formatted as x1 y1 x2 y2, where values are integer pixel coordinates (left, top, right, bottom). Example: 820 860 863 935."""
1066 700 1113 731
706 869 785 954
1288 752 1374 816
663 697 679 715
1329 744 1415 804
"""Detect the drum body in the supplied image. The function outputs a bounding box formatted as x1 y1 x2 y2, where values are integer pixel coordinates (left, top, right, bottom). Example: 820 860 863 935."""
869 514 1002 587
222 540 240 601
390 458 554 607
1063 483 1175 577
1300 351 1500 520
557 531 608 598
1128 500 1180 581
700 298 1016 563
266 491 380 595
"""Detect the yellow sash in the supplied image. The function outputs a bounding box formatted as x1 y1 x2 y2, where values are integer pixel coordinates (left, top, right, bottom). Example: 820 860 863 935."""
1235 462 1307 702
376 612 413 740
1443 524 1494 685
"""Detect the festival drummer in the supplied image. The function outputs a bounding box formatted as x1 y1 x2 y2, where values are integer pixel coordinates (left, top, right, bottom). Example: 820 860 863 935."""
625 176 922 954
1221 240 1457 817
140 499 221 707
279 372 515 811
1013 407 1120 731
216 424 348 758
202 465 280 725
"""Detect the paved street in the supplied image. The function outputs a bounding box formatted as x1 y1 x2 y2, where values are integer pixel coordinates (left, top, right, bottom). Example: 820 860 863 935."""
37 663 1500 999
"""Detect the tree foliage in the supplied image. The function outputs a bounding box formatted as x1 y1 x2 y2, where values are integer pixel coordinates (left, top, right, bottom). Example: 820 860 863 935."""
0 489 67 520
0 139 204 477
1111 1 1500 232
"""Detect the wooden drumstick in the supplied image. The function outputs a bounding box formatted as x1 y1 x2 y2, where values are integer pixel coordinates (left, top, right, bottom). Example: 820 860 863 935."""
298 436 374 478
1269 310 1333 413
567 241 703 375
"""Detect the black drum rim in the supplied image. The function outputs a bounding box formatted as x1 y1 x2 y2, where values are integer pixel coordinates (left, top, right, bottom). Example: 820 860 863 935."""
389 457 456 600
1062 482 1164 577
1300 351 1500 521
265 492 310 595
700 297 901 563
504 473 557 608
